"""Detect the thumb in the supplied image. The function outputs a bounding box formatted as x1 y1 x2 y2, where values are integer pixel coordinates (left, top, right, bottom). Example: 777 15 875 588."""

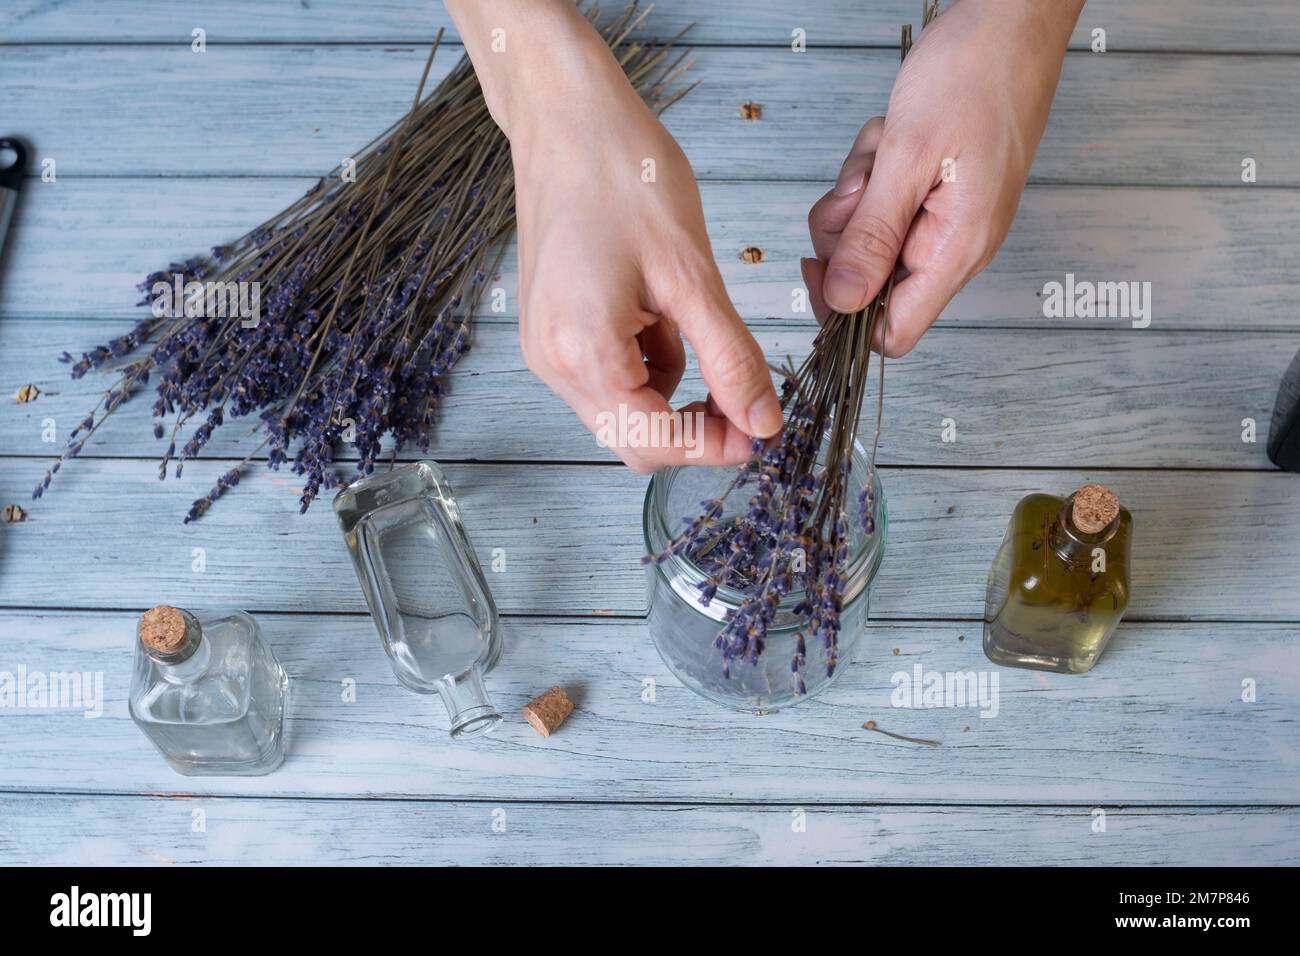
670 278 783 439
823 134 931 314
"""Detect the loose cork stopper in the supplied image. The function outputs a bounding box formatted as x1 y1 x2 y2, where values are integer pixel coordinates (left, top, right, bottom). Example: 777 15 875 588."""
1071 483 1120 534
139 604 190 655
522 686 574 738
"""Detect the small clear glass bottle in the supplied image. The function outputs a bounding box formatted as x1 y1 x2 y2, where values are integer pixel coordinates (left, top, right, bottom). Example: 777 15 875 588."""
984 483 1132 673
334 460 503 739
129 605 290 775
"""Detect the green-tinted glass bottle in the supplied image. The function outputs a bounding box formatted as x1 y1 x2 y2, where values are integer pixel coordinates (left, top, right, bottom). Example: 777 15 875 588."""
983 484 1132 673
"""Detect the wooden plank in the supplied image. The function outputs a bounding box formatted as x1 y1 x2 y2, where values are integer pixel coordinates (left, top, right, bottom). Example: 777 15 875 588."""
0 611 1295 804
1 46 1295 184
2 179 1296 330
1 460 1298 621
0 794 1294 866
2 320 1288 470
3 1 1297 53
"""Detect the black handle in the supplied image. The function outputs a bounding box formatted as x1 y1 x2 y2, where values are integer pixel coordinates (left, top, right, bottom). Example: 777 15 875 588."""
0 138 28 192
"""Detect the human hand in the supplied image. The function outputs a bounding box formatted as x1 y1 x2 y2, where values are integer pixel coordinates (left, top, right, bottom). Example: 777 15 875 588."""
804 0 1083 354
511 70 784 472
448 1 782 472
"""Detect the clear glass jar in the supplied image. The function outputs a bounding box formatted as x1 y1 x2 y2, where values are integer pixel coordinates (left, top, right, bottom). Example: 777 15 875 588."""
642 441 886 713
334 461 503 740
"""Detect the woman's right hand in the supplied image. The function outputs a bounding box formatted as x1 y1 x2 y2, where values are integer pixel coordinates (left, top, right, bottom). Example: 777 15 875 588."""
448 0 782 472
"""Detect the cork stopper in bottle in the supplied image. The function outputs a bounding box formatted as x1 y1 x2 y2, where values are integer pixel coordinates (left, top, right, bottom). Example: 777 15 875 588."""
522 686 574 738
1071 483 1120 534
139 604 191 656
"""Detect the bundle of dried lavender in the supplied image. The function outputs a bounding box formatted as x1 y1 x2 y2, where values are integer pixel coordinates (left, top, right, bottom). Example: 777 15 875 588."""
36 3 693 522
644 4 937 694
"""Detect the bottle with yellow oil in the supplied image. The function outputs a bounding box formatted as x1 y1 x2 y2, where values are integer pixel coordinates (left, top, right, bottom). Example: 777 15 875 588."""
983 483 1132 673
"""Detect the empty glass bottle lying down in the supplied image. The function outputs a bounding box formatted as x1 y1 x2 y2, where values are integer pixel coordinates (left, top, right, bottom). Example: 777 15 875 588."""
335 460 503 740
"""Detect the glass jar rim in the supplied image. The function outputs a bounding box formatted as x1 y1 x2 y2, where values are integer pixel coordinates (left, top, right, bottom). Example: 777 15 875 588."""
641 439 887 614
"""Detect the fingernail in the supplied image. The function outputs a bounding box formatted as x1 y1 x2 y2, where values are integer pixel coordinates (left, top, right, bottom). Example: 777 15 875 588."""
747 391 784 439
833 156 868 196
824 266 868 313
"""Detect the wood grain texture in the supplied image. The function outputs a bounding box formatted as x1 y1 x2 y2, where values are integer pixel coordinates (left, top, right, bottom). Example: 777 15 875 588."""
3 0 1298 52
0 612 1295 804
2 0 1297 866
0 795 1294 866
2 320 1289 469
1 45 1294 184
2 459 1298 621
3 179 1297 330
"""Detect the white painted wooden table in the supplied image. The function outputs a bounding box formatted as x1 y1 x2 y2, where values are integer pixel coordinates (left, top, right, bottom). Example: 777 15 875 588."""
1 1 1297 866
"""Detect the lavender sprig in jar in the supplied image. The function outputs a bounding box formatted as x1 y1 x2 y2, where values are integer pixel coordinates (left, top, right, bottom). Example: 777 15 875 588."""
642 439 886 713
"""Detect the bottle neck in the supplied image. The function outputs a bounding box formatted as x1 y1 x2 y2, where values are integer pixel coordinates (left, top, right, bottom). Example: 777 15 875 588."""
437 665 502 739
1050 496 1117 566
146 610 210 681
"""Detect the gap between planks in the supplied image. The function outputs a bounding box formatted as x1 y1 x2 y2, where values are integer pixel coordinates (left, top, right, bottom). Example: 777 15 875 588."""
0 789 1295 810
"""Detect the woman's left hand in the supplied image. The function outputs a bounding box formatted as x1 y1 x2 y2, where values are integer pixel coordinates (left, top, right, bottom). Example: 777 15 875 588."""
805 0 1084 354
